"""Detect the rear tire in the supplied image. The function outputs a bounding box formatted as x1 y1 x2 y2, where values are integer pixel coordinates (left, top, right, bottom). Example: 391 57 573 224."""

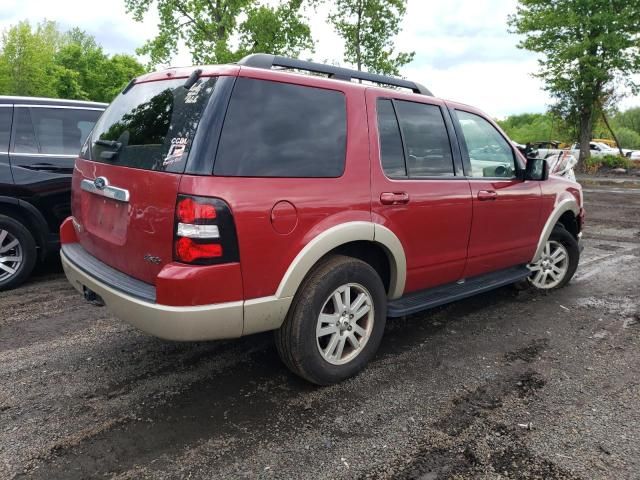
527 225 579 290
275 255 387 385
0 215 37 291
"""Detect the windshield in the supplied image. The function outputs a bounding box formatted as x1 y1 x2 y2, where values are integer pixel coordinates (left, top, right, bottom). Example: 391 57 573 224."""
81 76 217 173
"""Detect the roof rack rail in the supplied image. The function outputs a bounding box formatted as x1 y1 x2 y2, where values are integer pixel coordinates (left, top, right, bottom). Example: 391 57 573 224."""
237 53 433 96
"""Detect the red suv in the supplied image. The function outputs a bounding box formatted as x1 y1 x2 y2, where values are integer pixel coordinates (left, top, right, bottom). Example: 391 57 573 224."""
60 54 584 385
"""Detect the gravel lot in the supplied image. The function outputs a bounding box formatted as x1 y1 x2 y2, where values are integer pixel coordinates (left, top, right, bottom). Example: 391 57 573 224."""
1 183 638 480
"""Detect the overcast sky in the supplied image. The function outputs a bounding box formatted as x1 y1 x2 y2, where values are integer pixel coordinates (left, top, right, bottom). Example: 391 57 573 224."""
1 0 638 118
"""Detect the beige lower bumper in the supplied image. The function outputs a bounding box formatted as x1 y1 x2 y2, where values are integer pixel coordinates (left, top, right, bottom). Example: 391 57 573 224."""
61 250 244 341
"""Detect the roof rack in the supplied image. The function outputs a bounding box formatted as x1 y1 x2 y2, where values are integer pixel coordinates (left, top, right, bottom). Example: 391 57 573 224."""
237 53 433 96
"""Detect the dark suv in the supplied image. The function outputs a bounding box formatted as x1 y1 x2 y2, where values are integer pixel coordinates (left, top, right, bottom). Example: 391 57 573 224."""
0 96 106 289
60 55 584 384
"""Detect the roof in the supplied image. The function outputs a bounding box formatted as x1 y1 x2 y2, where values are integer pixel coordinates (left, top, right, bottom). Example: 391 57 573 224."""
0 96 108 108
134 55 435 98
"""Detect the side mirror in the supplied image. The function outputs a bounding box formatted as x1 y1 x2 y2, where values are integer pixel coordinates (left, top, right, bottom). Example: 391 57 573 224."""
523 157 549 181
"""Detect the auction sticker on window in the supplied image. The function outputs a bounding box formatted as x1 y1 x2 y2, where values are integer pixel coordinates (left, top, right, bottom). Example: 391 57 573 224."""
164 137 188 166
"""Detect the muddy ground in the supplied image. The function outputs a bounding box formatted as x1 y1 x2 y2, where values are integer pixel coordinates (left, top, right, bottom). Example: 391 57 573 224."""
1 184 638 480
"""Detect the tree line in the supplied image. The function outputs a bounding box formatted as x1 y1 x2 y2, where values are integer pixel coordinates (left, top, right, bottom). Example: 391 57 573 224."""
0 21 145 103
498 107 640 150
0 0 414 103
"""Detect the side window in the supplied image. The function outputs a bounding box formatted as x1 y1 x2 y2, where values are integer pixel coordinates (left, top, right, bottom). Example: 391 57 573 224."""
12 107 101 155
0 108 11 153
376 99 455 178
12 108 39 154
377 99 406 177
30 107 101 155
395 100 454 178
214 78 347 177
456 110 515 178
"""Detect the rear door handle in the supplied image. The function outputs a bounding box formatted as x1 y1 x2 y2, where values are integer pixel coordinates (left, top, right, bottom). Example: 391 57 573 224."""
477 190 498 201
380 192 410 205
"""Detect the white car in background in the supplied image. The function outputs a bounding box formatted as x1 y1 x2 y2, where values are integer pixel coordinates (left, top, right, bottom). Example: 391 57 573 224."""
570 142 618 158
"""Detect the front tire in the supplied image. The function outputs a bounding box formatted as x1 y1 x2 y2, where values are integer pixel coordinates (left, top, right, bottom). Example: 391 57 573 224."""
275 255 387 385
527 226 579 290
0 215 37 291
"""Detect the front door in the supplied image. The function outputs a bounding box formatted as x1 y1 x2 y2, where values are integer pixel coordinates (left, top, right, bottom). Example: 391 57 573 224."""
450 107 542 278
367 91 473 295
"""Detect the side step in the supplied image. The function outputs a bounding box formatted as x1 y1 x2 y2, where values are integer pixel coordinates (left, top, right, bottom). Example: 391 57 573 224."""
387 265 530 317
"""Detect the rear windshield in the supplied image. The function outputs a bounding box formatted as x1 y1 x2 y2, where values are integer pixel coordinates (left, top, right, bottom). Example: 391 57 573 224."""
81 77 217 172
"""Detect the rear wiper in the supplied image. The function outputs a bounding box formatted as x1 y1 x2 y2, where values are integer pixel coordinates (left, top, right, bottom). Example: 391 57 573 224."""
94 139 122 150
94 139 122 161
183 68 203 90
122 78 136 94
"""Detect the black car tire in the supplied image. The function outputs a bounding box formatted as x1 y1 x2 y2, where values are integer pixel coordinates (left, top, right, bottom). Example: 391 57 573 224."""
526 225 580 290
275 255 387 385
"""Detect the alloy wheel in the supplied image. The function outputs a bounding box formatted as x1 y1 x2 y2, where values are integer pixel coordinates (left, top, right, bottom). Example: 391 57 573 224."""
528 240 569 289
316 283 375 365
0 229 23 282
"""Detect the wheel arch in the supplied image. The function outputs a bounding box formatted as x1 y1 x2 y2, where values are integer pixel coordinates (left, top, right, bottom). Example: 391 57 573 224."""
532 197 579 263
274 221 407 301
0 196 49 260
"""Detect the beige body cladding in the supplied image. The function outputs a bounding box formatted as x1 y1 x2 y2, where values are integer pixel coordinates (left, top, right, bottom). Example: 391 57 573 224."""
62 199 578 341
61 222 405 341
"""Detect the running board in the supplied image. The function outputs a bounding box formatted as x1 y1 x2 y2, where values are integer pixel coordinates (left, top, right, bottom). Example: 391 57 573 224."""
387 265 530 317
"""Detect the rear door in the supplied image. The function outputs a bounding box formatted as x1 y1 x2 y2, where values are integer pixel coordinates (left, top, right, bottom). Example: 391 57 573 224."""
450 107 542 278
9 105 102 231
367 90 473 294
73 76 221 284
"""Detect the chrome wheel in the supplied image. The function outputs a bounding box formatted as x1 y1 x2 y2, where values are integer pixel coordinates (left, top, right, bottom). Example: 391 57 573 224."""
316 283 375 366
528 240 569 289
0 229 23 282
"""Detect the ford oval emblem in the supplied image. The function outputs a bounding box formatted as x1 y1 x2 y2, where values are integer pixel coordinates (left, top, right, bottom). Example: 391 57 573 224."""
94 177 108 190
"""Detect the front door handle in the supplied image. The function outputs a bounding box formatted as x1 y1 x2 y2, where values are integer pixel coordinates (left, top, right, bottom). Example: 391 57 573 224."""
380 192 410 205
477 190 498 201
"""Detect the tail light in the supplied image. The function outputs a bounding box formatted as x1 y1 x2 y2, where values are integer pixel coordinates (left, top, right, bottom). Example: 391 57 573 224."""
173 195 239 265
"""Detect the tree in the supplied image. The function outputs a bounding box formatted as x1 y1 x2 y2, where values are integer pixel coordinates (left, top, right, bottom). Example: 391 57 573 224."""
614 126 640 149
327 0 413 75
0 20 59 97
238 1 313 58
497 112 574 145
509 0 640 172
125 0 314 67
0 20 145 102
614 107 640 134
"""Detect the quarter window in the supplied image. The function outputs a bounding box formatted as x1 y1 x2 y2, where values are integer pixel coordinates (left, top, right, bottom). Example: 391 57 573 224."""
456 110 515 178
214 78 347 178
12 108 39 154
376 99 455 178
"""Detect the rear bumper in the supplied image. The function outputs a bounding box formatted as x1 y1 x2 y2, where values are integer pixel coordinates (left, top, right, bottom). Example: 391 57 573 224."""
61 247 244 341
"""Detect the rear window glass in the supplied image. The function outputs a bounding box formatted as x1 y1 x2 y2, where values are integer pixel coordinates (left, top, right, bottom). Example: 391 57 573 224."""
214 78 347 177
83 77 218 172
